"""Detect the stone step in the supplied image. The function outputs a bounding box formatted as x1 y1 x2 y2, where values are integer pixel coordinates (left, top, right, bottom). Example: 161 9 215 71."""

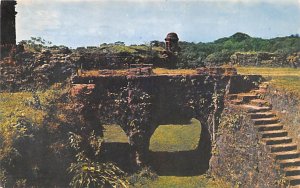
250 112 276 119
263 136 292 145
240 104 272 113
285 167 300 176
257 123 283 131
286 175 300 186
272 150 300 160
252 117 280 125
259 85 268 90
230 99 243 105
250 99 270 107
279 158 300 168
227 94 237 100
251 89 267 94
260 130 288 138
271 143 298 153
237 93 258 102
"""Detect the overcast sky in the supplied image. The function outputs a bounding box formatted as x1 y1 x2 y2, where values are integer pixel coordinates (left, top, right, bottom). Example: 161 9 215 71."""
16 0 300 47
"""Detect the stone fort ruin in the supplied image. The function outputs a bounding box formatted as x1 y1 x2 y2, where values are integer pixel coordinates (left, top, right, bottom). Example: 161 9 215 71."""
70 69 262 170
3 1 300 186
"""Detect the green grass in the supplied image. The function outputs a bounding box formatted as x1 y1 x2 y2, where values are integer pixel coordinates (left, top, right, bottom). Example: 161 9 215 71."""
149 118 201 152
102 118 201 151
0 92 45 126
132 175 230 188
153 68 197 75
102 124 129 143
0 89 64 160
237 67 300 96
236 67 300 77
0 85 65 126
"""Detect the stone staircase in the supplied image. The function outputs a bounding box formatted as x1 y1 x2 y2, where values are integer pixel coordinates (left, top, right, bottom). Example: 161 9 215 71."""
228 82 300 187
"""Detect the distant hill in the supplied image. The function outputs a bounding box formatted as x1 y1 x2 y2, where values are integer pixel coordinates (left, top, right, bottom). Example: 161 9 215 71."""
214 32 251 43
178 32 300 67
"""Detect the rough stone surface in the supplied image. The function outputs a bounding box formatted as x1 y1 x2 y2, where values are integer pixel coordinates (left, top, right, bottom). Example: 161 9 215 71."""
230 52 290 67
70 74 262 170
265 86 300 147
211 105 283 187
0 51 76 91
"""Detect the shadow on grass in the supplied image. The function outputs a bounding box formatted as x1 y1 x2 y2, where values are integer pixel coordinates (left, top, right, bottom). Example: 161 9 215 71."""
101 143 132 172
148 146 209 176
148 118 209 176
101 119 210 176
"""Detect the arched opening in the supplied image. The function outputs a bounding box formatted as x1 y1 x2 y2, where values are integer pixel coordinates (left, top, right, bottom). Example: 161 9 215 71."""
101 124 131 171
148 118 210 176
149 118 201 152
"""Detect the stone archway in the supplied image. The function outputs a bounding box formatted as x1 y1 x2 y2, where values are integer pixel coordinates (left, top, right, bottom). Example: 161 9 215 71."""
70 73 262 171
148 118 211 176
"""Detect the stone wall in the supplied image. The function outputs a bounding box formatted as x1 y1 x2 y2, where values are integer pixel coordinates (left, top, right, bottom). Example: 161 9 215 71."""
0 51 76 91
70 74 262 170
75 48 166 70
210 106 283 187
265 86 300 148
230 52 290 67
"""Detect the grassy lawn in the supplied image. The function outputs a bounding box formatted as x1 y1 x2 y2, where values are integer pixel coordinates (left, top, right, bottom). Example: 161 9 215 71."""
0 92 45 126
133 175 230 188
102 124 129 143
80 68 197 77
0 86 65 127
0 89 62 161
149 118 201 152
236 67 300 96
153 68 197 75
102 118 201 151
236 67 300 77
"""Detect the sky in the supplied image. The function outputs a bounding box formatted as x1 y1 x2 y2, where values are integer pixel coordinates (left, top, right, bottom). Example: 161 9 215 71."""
16 0 300 47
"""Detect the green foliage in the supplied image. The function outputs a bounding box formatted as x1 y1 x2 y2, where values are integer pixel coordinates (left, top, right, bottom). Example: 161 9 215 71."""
76 32 299 69
178 32 300 68
69 161 128 188
0 88 73 187
19 37 52 52
68 131 128 188
0 85 129 187
205 49 232 65
128 167 158 186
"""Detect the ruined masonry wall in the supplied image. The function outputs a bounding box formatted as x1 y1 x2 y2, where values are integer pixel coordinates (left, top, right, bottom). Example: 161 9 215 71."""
211 106 282 187
0 52 76 91
71 74 262 169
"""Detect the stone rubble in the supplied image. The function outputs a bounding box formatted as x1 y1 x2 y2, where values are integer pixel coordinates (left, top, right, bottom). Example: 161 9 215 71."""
0 51 76 91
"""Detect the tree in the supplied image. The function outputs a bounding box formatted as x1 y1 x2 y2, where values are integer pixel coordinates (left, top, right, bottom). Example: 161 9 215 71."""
19 37 52 52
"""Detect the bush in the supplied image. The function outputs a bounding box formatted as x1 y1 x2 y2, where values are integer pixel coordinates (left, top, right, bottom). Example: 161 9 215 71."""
128 167 158 186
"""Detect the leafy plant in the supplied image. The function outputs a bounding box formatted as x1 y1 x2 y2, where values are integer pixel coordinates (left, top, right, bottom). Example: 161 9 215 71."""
69 160 128 188
68 131 128 188
128 167 158 186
